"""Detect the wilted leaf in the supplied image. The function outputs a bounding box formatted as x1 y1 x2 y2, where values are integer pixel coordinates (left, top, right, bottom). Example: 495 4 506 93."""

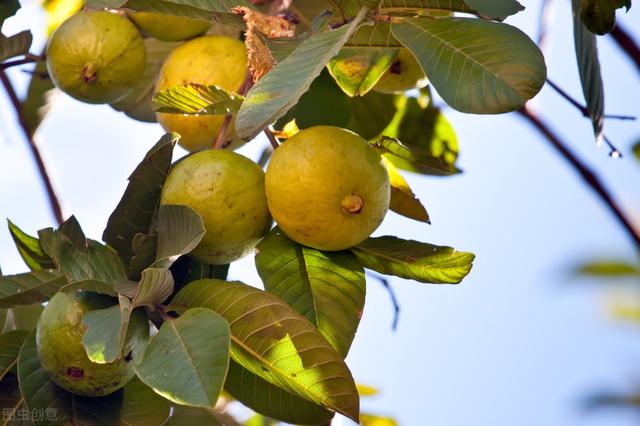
7 220 55 271
0 30 32 62
383 157 430 223
153 205 206 269
0 271 65 308
0 330 28 380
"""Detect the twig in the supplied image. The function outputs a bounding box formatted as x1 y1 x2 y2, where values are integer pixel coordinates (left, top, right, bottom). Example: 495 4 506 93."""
264 127 280 150
517 107 640 252
537 0 555 50
546 79 635 121
367 273 401 331
0 55 41 69
610 24 640 72
0 69 64 225
213 114 233 149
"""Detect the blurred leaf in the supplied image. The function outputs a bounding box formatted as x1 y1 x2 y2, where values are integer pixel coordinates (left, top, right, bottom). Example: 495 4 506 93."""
244 413 279 426
610 302 640 323
373 136 451 174
572 0 605 144
347 90 398 139
0 30 32 62
352 236 475 284
43 0 84 35
153 84 244 115
0 330 28 380
171 279 360 421
7 220 54 271
59 279 118 297
2 304 43 333
579 0 630 35
361 413 398 426
256 228 366 357
0 0 20 27
136 308 230 408
20 48 56 137
236 8 367 139
132 268 174 308
0 271 65 308
391 17 546 114
153 205 206 269
103 133 178 269
120 377 172 426
327 48 398 97
577 260 640 277
357 384 378 396
462 0 524 20
383 157 430 223
165 406 220 425
632 141 639 161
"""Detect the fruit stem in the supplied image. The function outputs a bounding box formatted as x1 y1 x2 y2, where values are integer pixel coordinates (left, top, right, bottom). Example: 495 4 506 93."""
81 64 97 83
342 194 364 215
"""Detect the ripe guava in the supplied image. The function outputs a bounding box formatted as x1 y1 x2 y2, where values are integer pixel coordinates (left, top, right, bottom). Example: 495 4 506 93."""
265 126 390 251
155 36 247 152
374 49 428 94
127 11 211 41
36 291 149 397
46 11 146 104
160 150 272 264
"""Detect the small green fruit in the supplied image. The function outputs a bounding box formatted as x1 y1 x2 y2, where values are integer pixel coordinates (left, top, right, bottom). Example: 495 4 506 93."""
128 11 211 41
374 49 428 94
46 11 146 104
161 150 272 264
36 291 149 396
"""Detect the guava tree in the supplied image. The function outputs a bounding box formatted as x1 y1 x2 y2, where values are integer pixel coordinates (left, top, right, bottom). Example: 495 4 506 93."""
0 0 637 425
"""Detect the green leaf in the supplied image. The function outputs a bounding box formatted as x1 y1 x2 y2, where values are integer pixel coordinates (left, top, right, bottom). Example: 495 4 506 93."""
0 30 32 62
579 0 629 35
391 17 546 114
153 205 206 269
153 84 244 115
361 413 399 426
21 48 56 137
0 271 66 308
327 48 398 97
373 135 452 174
383 157 430 223
169 256 229 301
572 0 605 143
103 133 178 269
255 228 366 357
0 330 28 380
352 236 475 284
136 307 230 408
164 406 220 425
225 360 334 425
129 232 158 279
58 215 88 252
122 0 253 20
119 377 172 426
0 0 20 28
171 279 360 421
376 0 472 14
7 220 54 271
132 268 174 308
2 304 43 333
462 0 524 20
633 142 640 161
576 260 640 277
59 279 118 297
236 8 368 139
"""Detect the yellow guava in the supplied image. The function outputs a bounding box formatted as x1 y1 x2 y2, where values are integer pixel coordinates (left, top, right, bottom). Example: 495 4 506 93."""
265 126 390 251
36 291 149 397
46 11 146 104
127 11 211 41
160 150 272 264
374 49 428 94
156 36 247 152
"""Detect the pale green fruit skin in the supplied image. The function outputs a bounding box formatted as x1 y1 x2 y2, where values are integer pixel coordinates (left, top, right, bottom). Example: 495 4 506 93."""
374 49 428 94
46 11 146 104
36 292 149 397
128 11 211 41
156 36 247 152
266 126 390 251
161 150 272 264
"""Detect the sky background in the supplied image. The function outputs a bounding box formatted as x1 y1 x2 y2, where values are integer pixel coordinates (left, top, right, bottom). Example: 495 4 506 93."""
1 1 640 425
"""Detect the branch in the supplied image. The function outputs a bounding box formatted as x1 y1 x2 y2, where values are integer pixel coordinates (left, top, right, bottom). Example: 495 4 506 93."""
367 272 400 331
517 107 640 252
546 79 635 121
0 55 40 69
610 23 640 72
264 127 280 150
537 0 556 51
0 69 64 226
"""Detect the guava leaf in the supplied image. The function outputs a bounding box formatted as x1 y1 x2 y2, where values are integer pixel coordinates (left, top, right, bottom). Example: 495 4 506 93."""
170 279 360 421
7 219 54 271
391 17 546 114
634 142 640 161
103 133 178 270
129 233 158 280
2 304 43 333
579 0 629 35
0 270 66 308
119 377 172 426
169 256 229 302
58 215 88 253
352 236 475 284
122 0 255 20
0 0 20 28
576 260 640 277
59 279 118 297
153 83 245 115
153 205 206 269
164 405 220 425
132 268 174 308
225 360 334 425
374 0 471 13
0 374 25 423
462 0 524 20
572 0 605 144
255 228 366 357
327 48 399 97
372 136 451 174
0 30 32 62
136 307 230 408
0 330 28 380
360 413 399 425
236 8 368 139
383 158 430 223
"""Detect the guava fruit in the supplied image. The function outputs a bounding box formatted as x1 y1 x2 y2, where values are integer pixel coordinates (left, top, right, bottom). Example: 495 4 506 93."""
46 11 146 104
160 150 272 264
265 126 390 251
36 291 149 396
155 36 247 152
127 11 211 41
374 49 428 94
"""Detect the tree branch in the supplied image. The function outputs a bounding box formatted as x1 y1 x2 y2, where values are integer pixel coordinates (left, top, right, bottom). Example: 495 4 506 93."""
610 23 640 72
517 107 640 252
264 127 280 150
546 79 635 121
0 69 64 226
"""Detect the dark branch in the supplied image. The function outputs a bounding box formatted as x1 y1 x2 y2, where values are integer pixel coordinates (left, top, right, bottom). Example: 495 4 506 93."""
264 127 280 150
610 24 640 72
546 79 635 121
0 69 64 226
367 273 401 331
517 107 640 252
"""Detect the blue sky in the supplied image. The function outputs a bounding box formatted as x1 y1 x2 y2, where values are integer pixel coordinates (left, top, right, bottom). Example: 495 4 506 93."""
1 1 640 425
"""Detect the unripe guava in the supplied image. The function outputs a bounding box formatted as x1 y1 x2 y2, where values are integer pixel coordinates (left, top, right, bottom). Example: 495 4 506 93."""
46 11 146 104
374 49 428 94
156 36 247 152
265 126 390 251
127 11 211 41
160 150 272 264
36 292 149 396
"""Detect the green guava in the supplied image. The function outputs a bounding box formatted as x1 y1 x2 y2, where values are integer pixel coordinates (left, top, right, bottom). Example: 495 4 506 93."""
46 11 146 104
128 11 211 41
36 291 149 397
156 35 248 152
374 49 428 94
160 150 272 264
265 126 390 251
